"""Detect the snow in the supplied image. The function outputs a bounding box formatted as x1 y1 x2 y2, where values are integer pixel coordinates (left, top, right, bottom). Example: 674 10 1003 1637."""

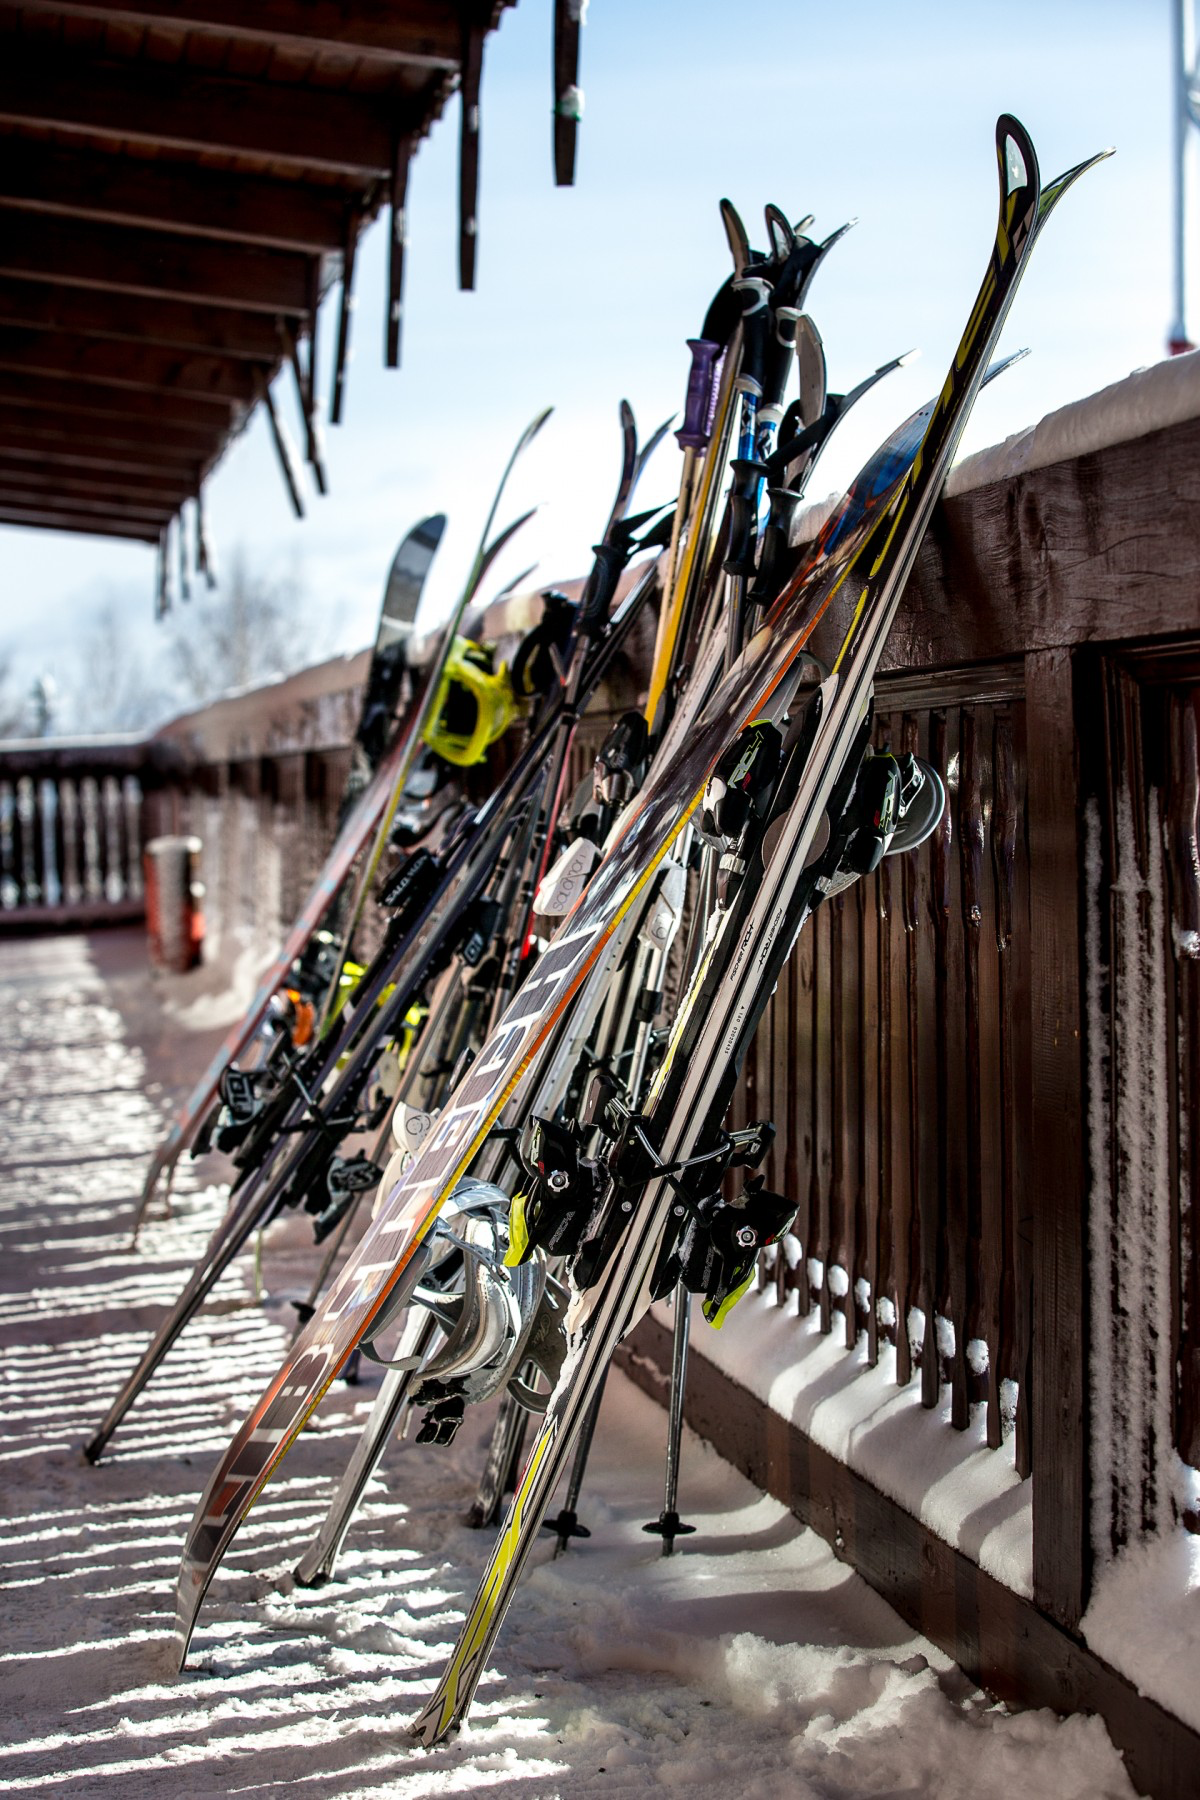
662 1291 1033 1598
0 933 1146 1796
789 350 1200 548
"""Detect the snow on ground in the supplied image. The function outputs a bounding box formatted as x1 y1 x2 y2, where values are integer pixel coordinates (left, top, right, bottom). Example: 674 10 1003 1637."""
0 933 1141 1798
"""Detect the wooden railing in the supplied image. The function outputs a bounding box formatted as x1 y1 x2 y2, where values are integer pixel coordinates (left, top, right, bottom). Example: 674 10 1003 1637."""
0 738 154 927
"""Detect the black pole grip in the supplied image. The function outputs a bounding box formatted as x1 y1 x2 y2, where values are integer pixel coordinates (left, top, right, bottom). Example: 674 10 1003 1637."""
580 539 627 633
723 455 766 577
749 485 804 606
732 272 772 399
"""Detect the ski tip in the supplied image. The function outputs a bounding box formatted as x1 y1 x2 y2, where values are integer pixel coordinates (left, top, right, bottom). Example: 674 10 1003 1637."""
981 346 1031 389
994 113 1039 206
895 348 920 369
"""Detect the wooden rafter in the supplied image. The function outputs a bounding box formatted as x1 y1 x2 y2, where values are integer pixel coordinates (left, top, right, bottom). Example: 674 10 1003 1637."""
16 0 466 66
0 504 161 542
0 142 352 254
0 330 263 402
0 279 295 361
0 215 314 316
0 370 238 430
0 53 404 176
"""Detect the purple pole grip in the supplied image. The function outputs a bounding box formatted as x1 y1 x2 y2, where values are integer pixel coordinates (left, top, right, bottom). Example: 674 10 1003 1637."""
676 338 722 451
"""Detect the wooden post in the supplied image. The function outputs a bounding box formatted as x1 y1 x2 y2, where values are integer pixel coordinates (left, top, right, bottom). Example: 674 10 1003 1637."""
1025 645 1088 1628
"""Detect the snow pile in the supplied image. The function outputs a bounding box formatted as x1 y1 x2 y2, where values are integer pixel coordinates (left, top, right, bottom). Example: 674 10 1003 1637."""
1083 1527 1200 1737
0 933 1143 1797
790 349 1200 548
672 1289 1033 1595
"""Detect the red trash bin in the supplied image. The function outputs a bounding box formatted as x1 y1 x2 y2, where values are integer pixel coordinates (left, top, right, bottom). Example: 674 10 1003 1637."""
144 835 204 972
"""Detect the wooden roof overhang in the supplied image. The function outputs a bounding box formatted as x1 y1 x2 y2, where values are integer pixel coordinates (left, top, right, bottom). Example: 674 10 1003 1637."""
0 1 584 592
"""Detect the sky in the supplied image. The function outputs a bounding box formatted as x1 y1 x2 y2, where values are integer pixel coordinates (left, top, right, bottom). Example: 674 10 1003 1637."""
0 0 1192 725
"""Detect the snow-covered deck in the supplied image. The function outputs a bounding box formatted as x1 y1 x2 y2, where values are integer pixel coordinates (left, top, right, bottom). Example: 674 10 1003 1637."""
0 930 1141 1797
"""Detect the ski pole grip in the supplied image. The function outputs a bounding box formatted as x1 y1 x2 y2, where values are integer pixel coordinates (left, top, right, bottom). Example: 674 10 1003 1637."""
676 338 722 451
724 455 766 578
732 273 771 399
749 485 804 606
581 539 626 631
758 303 803 430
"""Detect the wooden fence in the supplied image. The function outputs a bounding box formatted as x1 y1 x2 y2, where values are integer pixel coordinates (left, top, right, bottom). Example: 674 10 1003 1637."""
2 389 1198 1791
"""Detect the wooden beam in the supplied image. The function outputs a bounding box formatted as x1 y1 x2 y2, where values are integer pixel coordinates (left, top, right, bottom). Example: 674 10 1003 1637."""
16 1 465 66
0 483 174 525
0 462 191 504
0 51 403 176
0 369 237 431
0 413 217 464
553 0 583 187
0 329 262 403
0 504 161 542
330 208 362 426
0 215 311 316
0 444 203 482
0 278 289 361
386 134 413 367
874 412 1200 669
458 10 485 290
0 141 352 254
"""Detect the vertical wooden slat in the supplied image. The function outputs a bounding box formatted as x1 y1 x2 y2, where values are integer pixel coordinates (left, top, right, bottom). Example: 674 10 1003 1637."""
828 890 849 1343
50 776 67 907
812 898 832 1332
935 710 971 1429
1166 688 1200 1469
1026 645 1088 1628
860 866 881 1366
790 916 816 1314
959 709 988 1425
911 712 941 1409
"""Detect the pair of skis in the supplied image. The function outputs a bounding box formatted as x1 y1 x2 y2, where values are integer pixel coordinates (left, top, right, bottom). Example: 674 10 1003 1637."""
168 117 1108 1749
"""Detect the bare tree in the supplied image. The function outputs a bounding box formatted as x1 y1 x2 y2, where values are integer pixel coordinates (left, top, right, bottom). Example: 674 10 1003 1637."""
0 647 30 738
164 548 316 705
68 602 173 734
